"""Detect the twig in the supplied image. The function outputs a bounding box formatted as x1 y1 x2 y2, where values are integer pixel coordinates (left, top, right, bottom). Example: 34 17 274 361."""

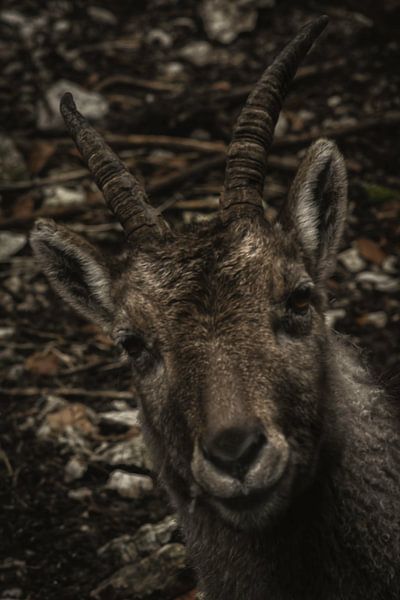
3 111 393 224
91 134 226 154
150 154 225 199
0 154 301 226
0 447 13 476
0 168 88 193
93 74 183 94
170 183 286 210
273 112 400 148
20 110 399 164
0 387 134 400
0 205 92 229
211 58 347 103
58 359 127 377
23 133 226 154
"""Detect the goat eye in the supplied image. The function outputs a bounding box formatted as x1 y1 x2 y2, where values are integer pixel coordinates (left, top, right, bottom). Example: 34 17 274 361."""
120 335 155 372
288 284 312 315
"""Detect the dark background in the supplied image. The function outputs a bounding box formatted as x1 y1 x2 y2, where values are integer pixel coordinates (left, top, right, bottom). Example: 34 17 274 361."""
0 1 399 598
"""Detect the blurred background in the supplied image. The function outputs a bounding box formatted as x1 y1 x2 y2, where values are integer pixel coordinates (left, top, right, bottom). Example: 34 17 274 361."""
0 1 399 598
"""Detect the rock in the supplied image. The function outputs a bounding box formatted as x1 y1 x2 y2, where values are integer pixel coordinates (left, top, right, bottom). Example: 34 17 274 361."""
87 6 117 26
110 400 131 411
0 135 28 182
147 28 173 48
106 470 153 499
43 185 86 208
133 516 179 555
356 271 400 293
382 255 398 274
37 80 108 131
96 435 152 469
0 232 27 262
4 276 22 295
0 589 23 600
325 308 346 328
327 95 342 108
99 515 178 564
0 10 27 27
68 487 92 501
64 456 88 482
162 61 187 80
1 9 46 39
180 41 215 66
338 247 366 273
99 409 140 428
0 326 16 339
92 543 187 599
200 0 267 44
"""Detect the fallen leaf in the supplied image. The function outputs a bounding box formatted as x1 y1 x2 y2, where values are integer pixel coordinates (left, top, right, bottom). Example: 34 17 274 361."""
46 403 98 436
25 348 61 376
211 80 231 91
27 141 56 174
81 323 113 346
356 238 387 266
362 182 399 204
12 194 35 219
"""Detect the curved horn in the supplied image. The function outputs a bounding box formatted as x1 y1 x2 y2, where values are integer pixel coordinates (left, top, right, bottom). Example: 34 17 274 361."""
220 16 329 218
60 93 169 239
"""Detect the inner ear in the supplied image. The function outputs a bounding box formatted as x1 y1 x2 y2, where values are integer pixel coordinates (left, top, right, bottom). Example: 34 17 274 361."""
30 219 113 327
40 239 103 312
279 139 348 280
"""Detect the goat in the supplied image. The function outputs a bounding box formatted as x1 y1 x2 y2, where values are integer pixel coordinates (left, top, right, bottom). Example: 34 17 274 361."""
30 16 400 600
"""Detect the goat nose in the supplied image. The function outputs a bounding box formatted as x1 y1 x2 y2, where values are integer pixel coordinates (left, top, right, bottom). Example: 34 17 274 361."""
201 424 267 478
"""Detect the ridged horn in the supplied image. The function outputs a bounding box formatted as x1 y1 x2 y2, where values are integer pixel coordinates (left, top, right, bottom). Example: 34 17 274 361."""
220 16 329 218
60 92 169 239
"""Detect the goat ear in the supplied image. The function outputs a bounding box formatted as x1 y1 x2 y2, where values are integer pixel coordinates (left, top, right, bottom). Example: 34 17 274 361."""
30 219 113 327
280 139 347 280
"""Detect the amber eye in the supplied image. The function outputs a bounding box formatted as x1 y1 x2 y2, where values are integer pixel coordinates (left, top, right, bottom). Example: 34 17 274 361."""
288 284 313 315
120 334 155 373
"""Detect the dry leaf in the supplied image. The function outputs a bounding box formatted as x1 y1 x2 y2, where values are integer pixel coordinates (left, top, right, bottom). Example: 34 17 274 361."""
81 323 114 348
356 238 387 266
25 349 61 376
28 141 56 175
12 194 35 219
46 403 97 436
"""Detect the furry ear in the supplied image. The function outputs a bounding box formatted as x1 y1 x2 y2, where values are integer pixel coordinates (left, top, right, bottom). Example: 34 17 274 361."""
280 139 347 280
30 219 113 327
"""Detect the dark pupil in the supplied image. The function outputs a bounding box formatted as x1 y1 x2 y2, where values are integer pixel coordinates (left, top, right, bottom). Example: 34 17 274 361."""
123 335 146 358
290 286 311 312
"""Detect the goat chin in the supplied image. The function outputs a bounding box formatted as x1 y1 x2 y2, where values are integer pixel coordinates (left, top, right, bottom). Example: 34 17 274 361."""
188 459 294 532
209 477 294 532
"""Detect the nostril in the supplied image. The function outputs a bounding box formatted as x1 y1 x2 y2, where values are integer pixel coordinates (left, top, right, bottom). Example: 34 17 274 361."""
202 425 267 477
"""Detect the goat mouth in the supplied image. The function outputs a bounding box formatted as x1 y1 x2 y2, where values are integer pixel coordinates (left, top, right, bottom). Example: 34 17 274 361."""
210 461 291 514
216 486 276 512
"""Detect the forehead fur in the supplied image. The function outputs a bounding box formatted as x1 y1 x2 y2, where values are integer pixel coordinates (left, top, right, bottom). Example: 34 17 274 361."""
113 218 307 334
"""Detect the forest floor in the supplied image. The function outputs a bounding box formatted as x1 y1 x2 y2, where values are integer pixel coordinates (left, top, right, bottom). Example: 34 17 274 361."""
0 1 399 599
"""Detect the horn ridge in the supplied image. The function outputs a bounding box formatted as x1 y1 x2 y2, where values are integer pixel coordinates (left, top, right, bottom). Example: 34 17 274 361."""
221 15 329 216
60 92 169 239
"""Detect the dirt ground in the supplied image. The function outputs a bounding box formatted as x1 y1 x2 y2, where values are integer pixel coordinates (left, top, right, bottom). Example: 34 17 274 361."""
0 1 399 599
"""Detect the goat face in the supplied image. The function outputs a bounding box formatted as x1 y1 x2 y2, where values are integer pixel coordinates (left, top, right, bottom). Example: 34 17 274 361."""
126 217 333 531
31 17 347 530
